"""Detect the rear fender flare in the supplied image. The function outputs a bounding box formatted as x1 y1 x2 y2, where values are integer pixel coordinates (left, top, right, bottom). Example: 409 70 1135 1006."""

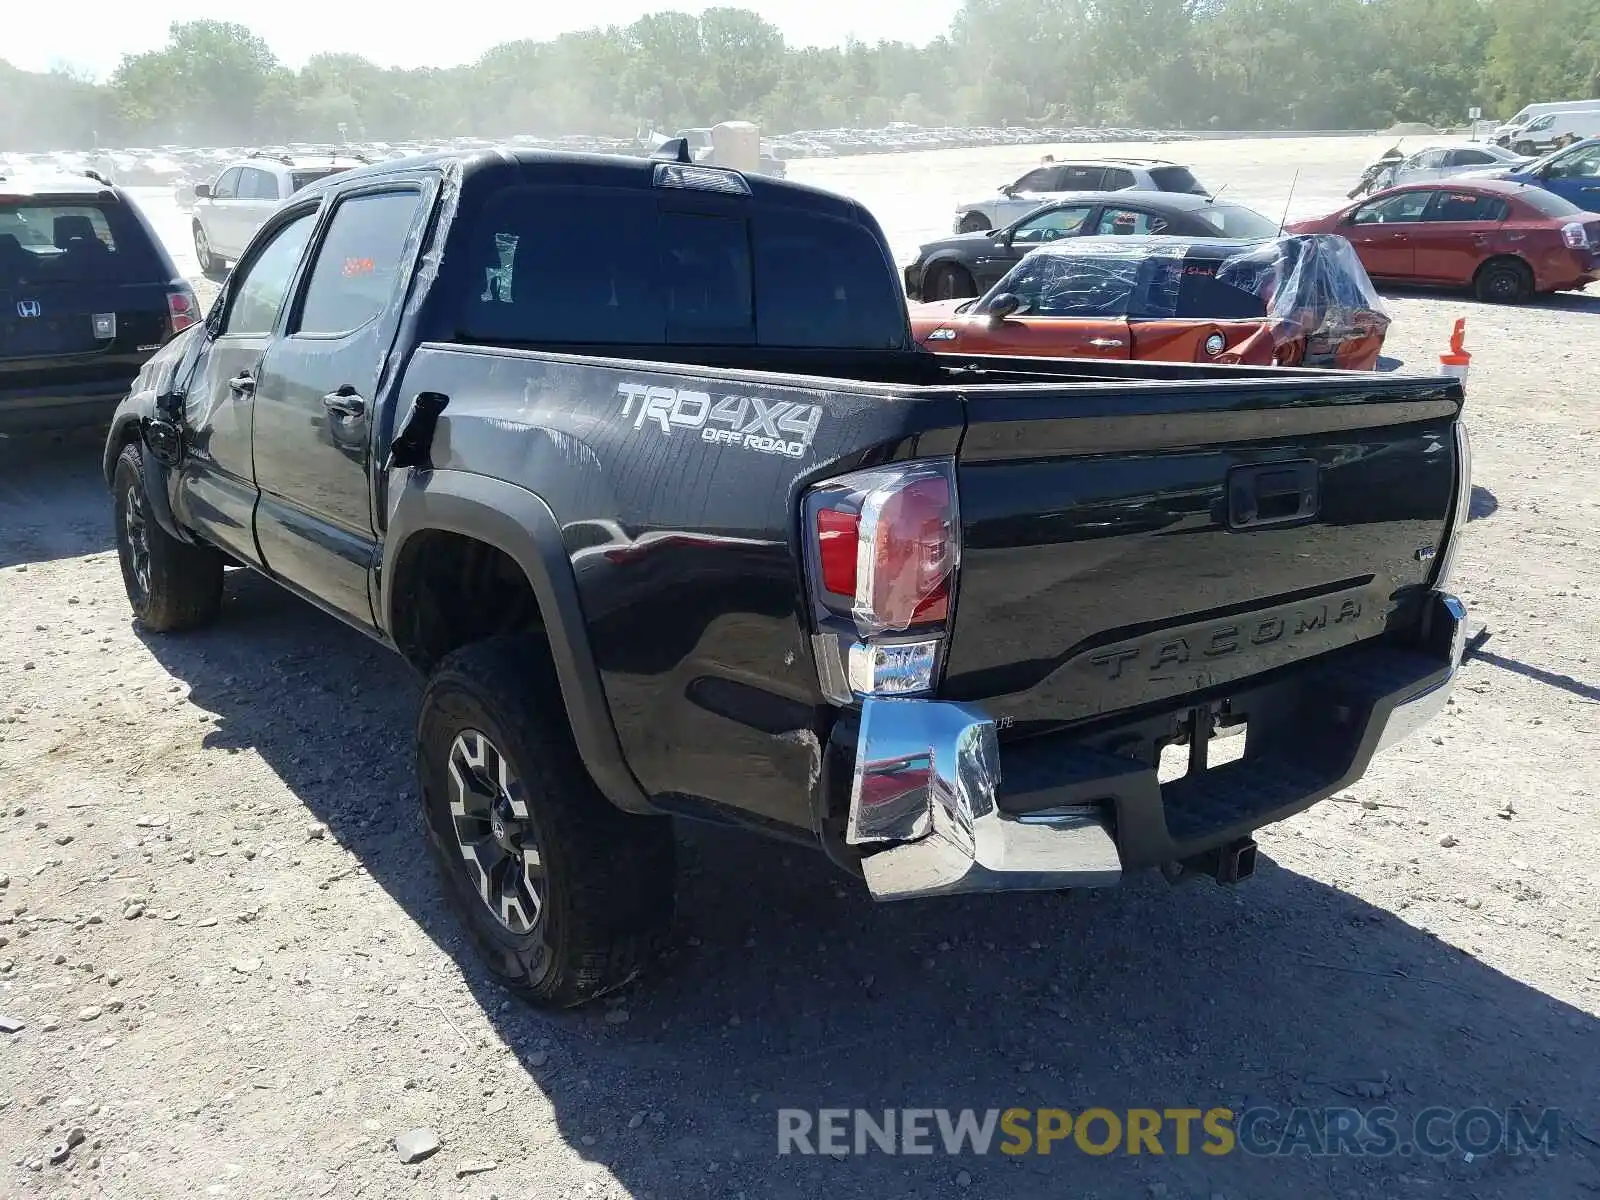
381 469 655 816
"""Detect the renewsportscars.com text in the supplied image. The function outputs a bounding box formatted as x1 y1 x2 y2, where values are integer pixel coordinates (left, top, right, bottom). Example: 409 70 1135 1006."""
777 1106 1563 1158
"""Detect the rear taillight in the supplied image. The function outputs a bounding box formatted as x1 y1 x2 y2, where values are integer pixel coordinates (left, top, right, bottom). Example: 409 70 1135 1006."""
1561 222 1590 250
167 289 198 334
804 461 958 702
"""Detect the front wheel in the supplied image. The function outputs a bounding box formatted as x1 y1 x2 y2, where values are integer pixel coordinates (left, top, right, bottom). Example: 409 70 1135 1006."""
112 443 224 631
1473 257 1533 304
1513 141 1537 157
417 636 676 1008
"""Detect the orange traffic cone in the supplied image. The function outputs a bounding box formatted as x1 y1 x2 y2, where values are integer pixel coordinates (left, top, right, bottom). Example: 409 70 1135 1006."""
1438 317 1470 387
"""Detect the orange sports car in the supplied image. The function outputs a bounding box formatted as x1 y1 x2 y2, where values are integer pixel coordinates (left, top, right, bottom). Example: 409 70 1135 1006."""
908 234 1390 370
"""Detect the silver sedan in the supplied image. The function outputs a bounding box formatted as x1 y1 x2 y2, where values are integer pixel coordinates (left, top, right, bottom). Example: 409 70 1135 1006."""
1380 143 1533 188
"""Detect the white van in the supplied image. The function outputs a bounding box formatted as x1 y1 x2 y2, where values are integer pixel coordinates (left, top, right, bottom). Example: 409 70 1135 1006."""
1502 109 1600 156
1495 99 1600 145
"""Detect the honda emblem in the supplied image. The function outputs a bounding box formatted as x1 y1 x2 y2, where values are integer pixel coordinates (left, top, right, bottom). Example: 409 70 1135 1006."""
17 300 41 319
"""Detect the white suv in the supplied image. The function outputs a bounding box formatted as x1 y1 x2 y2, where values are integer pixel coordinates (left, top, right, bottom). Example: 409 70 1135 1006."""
953 158 1209 233
191 152 367 275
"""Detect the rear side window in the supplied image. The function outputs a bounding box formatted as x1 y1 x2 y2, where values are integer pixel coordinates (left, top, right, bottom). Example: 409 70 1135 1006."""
1149 166 1203 193
0 200 158 284
456 185 907 350
1057 165 1105 190
1094 207 1169 236
1423 192 1509 222
294 191 421 336
1100 168 1137 190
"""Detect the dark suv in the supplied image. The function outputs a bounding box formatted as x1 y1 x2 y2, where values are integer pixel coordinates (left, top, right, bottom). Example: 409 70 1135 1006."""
2 170 198 435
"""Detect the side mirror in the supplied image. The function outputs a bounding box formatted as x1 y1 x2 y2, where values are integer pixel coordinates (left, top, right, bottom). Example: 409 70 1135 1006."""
1542 164 1565 179
1000 184 1016 197
194 183 212 199
986 292 1022 321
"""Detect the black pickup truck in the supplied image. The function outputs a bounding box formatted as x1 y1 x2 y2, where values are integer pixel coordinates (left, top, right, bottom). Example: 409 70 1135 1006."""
103 148 1471 1008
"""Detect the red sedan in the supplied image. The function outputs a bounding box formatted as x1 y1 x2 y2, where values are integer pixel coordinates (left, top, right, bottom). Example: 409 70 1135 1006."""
1287 178 1600 303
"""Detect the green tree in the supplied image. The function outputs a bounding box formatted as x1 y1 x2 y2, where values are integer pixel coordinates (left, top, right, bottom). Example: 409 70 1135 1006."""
6 1 1600 153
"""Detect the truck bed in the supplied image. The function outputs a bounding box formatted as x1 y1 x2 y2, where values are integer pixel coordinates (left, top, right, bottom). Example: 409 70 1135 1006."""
390 340 1462 855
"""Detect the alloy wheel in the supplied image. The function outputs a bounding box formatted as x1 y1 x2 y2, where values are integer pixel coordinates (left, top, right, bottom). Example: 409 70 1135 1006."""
446 729 545 935
123 482 152 598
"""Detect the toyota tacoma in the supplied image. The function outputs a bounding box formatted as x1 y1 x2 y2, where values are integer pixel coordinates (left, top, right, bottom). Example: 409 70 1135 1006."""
103 146 1471 1007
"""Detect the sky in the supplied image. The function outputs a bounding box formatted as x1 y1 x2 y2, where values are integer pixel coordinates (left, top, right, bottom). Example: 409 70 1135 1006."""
8 0 963 79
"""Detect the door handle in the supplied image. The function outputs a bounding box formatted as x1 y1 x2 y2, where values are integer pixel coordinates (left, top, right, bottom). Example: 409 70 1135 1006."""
322 387 366 418
228 372 255 395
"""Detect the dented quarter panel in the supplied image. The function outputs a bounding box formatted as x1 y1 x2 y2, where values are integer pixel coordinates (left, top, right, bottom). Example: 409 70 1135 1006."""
393 344 965 833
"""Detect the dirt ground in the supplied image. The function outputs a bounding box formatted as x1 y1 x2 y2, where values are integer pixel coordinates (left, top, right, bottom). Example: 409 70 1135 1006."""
2 139 1599 1199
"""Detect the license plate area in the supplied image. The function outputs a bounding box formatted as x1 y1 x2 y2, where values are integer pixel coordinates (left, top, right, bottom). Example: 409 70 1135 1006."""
1157 706 1247 784
0 312 104 357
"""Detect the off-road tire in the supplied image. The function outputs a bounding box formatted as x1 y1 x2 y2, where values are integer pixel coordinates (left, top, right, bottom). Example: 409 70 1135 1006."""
1473 257 1533 305
417 635 676 1008
925 262 977 301
957 212 991 233
112 443 224 632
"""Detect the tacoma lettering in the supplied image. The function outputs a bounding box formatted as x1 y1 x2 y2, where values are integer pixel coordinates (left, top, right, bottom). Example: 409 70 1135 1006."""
1087 600 1365 681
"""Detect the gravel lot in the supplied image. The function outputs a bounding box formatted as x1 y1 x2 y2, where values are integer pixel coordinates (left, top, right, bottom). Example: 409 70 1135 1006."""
1 138 1598 1199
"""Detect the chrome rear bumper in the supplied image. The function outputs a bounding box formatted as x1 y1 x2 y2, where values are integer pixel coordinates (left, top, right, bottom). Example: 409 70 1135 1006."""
846 592 1467 902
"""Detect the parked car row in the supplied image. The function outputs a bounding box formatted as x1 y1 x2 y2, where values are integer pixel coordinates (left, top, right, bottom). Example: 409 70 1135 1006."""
3 122 1205 193
907 140 1600 374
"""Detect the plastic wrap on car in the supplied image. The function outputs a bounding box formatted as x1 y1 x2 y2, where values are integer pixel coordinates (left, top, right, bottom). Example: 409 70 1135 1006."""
993 233 1390 369
1214 234 1390 368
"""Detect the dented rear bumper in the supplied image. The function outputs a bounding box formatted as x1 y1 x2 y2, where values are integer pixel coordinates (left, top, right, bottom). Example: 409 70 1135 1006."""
844 592 1467 902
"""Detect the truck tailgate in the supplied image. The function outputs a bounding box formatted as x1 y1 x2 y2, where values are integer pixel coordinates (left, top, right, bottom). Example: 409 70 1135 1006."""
942 375 1463 731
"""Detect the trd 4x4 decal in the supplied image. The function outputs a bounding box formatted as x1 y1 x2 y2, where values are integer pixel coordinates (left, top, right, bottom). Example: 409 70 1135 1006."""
616 381 822 460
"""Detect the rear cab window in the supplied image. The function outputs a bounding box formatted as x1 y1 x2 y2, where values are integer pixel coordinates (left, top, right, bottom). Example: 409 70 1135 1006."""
0 198 161 284
454 183 908 351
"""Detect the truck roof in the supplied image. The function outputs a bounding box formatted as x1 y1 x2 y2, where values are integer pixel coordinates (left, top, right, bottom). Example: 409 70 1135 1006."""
296 146 865 221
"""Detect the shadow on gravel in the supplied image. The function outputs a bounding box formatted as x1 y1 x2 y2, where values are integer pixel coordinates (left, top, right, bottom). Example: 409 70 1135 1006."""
1531 290 1600 316
1472 648 1600 704
136 574 1600 1200
1470 485 1499 521
0 428 114 568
